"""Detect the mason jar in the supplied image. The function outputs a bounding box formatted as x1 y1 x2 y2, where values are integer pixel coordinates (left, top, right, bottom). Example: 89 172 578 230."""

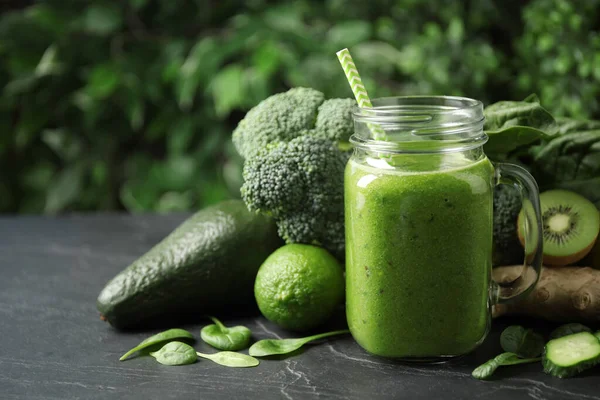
344 96 543 361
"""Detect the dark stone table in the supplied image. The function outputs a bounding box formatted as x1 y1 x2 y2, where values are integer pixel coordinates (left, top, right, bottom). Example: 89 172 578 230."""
1 214 599 400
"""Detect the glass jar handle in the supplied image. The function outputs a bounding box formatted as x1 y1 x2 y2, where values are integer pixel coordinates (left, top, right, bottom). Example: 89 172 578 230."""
492 163 543 304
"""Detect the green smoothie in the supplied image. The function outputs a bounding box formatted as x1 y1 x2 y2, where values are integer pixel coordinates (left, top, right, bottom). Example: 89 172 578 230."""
345 153 494 358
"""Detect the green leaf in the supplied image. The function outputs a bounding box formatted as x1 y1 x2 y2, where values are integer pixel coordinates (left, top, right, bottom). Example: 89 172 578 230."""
14 108 48 149
83 4 123 35
6 53 39 79
156 191 193 213
120 328 194 361
22 162 56 191
146 107 176 141
71 90 95 111
209 64 245 118
327 20 372 48
523 94 540 103
354 41 404 71
472 352 516 380
4 75 39 96
249 330 349 357
45 166 84 213
484 96 558 155
222 159 244 196
177 38 218 110
533 130 600 186
91 161 108 186
120 181 155 212
200 317 252 351
550 177 600 209
550 324 592 340
447 18 464 45
263 4 306 34
251 41 282 75
196 129 223 164
35 45 62 77
196 351 259 368
554 117 600 135
200 180 230 206
472 352 541 380
485 126 551 155
167 117 195 155
42 129 81 160
154 156 197 192
27 4 67 36
500 326 545 358
484 97 557 134
84 64 120 99
126 97 145 131
150 341 197 366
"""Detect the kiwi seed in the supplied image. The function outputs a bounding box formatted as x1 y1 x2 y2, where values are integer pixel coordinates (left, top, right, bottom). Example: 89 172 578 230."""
542 205 579 246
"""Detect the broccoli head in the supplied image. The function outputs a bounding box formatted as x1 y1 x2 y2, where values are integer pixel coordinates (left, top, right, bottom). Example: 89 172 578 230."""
241 134 348 259
314 98 356 143
234 87 356 259
493 185 524 265
232 87 325 159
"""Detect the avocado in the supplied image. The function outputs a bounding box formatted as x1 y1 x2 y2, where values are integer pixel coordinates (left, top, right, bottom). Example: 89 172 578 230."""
97 200 281 329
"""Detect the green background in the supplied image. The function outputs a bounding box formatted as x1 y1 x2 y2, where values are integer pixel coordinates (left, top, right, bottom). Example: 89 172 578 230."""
1 0 599 214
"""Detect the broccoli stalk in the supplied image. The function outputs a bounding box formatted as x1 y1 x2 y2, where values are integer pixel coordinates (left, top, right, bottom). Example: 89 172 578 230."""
234 88 356 259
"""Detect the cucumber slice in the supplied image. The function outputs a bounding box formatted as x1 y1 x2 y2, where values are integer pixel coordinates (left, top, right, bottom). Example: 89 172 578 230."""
543 332 600 378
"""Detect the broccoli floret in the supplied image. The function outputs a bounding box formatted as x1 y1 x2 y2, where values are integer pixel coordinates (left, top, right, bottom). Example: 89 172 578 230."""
232 87 325 159
314 98 356 143
234 87 356 259
493 185 524 265
241 134 348 259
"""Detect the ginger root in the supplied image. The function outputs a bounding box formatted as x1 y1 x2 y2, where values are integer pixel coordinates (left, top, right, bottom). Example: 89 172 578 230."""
492 265 600 323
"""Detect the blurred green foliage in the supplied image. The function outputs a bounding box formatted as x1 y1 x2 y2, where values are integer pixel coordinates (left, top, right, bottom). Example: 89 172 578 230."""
1 0 599 214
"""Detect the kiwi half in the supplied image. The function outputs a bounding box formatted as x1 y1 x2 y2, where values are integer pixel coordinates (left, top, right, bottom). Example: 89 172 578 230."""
582 224 600 269
518 190 600 266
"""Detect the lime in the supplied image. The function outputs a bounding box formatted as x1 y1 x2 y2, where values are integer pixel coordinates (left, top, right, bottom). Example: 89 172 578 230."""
254 244 344 331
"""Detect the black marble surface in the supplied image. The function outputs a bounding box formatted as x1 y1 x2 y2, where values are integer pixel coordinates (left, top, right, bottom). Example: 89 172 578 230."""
1 214 599 400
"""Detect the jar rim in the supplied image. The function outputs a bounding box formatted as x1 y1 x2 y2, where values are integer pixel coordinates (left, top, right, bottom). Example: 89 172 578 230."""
351 95 487 154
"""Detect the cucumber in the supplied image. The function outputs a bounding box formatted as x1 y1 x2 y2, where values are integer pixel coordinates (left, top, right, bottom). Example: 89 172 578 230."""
543 332 600 378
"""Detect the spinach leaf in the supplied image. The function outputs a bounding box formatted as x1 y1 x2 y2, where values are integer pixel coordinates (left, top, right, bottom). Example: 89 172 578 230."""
150 341 197 366
500 325 545 358
196 351 259 368
483 96 556 155
485 126 551 155
200 317 252 351
531 130 600 207
249 329 349 357
555 117 600 135
550 323 592 340
472 352 519 380
472 352 541 380
550 177 600 209
120 328 194 361
533 130 600 182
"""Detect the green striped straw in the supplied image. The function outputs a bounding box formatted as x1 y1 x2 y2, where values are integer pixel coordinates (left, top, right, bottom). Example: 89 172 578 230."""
336 48 386 140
